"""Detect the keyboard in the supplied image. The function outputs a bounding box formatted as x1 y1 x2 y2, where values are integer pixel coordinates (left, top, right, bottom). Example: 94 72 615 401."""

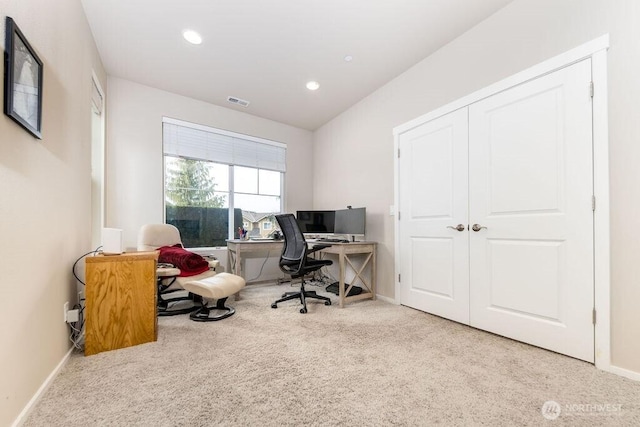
316 238 350 243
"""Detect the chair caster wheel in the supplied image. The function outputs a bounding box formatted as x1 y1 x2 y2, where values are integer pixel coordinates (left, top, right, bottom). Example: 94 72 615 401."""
325 301 331 306
300 308 307 313
271 304 277 309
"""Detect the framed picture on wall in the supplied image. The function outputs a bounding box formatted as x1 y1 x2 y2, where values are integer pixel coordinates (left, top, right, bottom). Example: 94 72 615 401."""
4 16 43 139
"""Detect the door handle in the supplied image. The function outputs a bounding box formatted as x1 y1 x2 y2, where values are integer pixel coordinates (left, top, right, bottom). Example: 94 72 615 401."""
472 224 487 232
447 224 466 232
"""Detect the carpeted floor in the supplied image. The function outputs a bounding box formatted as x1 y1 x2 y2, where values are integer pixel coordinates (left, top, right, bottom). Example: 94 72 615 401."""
24 283 640 426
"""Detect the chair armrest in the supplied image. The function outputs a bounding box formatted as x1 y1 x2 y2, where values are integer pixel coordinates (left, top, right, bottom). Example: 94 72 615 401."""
308 243 332 254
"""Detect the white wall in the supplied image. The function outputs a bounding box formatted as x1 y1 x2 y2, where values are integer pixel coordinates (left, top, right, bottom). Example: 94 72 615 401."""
106 77 314 251
0 0 106 424
313 0 640 374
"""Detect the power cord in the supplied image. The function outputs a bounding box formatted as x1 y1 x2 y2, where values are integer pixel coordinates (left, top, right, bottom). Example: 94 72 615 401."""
246 251 271 282
68 301 84 351
308 267 334 288
68 246 102 351
72 246 102 286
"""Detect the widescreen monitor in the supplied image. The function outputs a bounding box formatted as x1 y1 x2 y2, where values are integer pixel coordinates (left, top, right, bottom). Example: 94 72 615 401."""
295 210 335 234
334 207 366 236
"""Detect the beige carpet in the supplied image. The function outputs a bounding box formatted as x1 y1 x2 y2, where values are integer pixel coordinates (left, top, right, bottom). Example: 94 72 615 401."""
24 283 640 426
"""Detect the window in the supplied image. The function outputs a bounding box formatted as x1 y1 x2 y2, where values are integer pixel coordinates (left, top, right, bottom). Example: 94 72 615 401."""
163 118 285 247
263 221 272 230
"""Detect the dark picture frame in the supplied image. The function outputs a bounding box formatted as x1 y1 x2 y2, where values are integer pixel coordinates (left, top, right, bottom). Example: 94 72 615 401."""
4 17 43 139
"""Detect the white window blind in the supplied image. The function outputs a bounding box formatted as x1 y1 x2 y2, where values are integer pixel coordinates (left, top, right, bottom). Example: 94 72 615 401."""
163 118 286 172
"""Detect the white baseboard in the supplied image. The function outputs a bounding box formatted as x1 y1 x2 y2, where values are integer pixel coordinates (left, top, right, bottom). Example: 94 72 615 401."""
11 347 74 427
375 294 398 305
604 364 640 382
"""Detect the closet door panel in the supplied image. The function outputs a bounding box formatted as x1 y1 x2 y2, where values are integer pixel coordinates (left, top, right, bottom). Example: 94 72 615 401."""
468 59 594 362
398 108 469 324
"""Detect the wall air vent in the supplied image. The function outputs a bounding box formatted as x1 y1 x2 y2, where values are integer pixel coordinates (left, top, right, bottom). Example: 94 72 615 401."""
227 96 250 107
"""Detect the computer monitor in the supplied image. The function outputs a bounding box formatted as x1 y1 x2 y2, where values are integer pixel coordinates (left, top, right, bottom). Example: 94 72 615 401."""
334 207 366 237
295 210 336 234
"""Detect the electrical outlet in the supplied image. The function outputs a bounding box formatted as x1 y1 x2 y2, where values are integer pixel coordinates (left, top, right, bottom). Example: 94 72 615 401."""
67 309 80 323
78 291 84 302
63 301 69 323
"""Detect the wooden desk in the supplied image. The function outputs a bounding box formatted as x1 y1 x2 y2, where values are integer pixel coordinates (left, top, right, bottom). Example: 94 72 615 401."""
84 251 158 356
226 239 376 307
321 242 377 308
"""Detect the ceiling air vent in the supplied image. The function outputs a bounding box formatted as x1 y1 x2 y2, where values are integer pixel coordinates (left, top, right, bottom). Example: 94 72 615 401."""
227 96 250 107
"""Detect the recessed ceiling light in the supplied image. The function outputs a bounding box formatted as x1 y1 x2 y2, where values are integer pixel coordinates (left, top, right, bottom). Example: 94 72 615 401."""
306 81 320 91
344 55 353 62
182 30 202 45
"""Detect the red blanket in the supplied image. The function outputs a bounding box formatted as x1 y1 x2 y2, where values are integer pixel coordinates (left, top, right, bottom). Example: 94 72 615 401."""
158 245 210 277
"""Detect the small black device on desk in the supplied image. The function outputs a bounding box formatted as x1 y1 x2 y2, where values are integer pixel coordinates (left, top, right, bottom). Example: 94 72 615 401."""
316 237 350 243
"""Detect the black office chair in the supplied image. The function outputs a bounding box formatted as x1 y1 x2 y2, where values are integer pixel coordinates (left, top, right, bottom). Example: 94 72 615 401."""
271 213 332 313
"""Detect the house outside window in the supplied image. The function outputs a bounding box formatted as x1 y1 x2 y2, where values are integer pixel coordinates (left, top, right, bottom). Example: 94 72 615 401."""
163 118 285 247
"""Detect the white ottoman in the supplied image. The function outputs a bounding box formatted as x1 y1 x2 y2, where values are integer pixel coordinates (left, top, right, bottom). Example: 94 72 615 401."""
182 273 246 321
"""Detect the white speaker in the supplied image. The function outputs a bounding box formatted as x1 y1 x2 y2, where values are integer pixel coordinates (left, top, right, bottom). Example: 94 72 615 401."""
102 228 124 255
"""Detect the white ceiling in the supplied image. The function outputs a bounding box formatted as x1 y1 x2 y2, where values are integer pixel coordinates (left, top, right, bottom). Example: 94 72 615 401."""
81 0 512 131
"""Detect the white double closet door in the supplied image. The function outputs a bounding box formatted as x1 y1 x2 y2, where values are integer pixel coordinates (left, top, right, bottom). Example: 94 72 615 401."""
398 59 594 362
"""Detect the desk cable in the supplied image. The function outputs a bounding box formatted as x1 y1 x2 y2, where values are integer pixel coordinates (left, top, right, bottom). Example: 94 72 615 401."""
245 251 271 283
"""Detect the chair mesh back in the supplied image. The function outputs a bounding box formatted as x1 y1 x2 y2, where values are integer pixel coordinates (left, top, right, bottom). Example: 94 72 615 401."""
275 214 307 264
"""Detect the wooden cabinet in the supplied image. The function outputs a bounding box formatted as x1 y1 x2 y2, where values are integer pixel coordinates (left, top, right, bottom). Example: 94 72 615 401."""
84 252 158 356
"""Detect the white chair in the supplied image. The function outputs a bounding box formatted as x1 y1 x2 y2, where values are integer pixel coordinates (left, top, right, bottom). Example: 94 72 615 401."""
137 224 245 321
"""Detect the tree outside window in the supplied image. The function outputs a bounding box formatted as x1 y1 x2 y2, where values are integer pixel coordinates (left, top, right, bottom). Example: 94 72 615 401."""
165 157 226 208
164 156 282 247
